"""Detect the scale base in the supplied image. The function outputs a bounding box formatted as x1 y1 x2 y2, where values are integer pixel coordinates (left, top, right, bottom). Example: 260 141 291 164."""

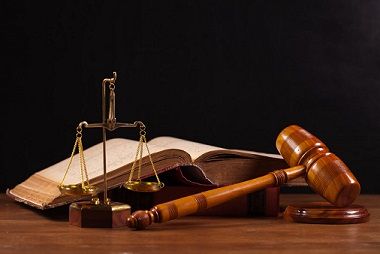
69 201 131 228
284 202 369 224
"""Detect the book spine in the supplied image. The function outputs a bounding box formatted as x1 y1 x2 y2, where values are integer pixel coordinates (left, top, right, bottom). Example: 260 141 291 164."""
110 186 280 217
249 186 279 217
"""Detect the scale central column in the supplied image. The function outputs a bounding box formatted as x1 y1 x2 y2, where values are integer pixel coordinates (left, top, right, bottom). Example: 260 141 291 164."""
102 128 108 203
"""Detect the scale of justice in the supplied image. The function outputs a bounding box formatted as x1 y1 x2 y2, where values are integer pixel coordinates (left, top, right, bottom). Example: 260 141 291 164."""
58 72 164 228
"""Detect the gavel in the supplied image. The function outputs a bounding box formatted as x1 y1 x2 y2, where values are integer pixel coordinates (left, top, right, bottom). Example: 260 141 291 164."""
127 125 360 229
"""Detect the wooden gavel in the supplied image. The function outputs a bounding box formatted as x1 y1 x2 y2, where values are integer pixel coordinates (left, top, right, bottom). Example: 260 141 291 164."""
127 125 361 229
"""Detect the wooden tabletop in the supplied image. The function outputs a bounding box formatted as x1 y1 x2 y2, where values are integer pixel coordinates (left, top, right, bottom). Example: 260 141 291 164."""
0 193 379 254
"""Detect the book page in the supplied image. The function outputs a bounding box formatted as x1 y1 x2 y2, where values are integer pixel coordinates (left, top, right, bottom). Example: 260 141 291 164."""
148 136 225 160
231 149 282 159
37 138 167 184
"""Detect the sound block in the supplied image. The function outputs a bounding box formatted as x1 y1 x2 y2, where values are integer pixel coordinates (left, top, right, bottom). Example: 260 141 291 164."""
69 201 131 228
284 202 369 224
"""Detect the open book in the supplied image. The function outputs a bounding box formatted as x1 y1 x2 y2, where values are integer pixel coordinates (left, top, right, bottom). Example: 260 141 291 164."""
7 136 288 209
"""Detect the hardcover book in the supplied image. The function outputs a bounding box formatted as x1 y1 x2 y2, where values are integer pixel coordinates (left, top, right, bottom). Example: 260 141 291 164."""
7 136 291 210
115 185 281 217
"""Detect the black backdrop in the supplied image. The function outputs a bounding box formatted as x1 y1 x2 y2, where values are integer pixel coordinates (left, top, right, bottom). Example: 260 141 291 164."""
2 0 380 193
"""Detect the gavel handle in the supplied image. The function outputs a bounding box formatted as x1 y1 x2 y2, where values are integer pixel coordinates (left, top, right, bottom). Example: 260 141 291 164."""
127 165 305 229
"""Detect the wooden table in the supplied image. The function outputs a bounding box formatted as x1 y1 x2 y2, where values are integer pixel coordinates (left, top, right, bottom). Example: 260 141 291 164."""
0 193 379 254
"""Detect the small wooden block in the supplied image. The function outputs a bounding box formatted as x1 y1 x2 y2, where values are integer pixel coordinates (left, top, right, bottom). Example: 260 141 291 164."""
69 201 131 228
284 202 370 224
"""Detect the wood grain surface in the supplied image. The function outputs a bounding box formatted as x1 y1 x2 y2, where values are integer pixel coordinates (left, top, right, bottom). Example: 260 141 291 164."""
0 194 379 254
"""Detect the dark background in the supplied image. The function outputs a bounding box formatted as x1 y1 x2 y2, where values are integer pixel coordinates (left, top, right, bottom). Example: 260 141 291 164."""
2 1 380 193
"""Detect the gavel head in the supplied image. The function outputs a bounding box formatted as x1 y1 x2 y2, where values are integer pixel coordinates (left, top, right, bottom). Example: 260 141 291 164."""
276 125 360 207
